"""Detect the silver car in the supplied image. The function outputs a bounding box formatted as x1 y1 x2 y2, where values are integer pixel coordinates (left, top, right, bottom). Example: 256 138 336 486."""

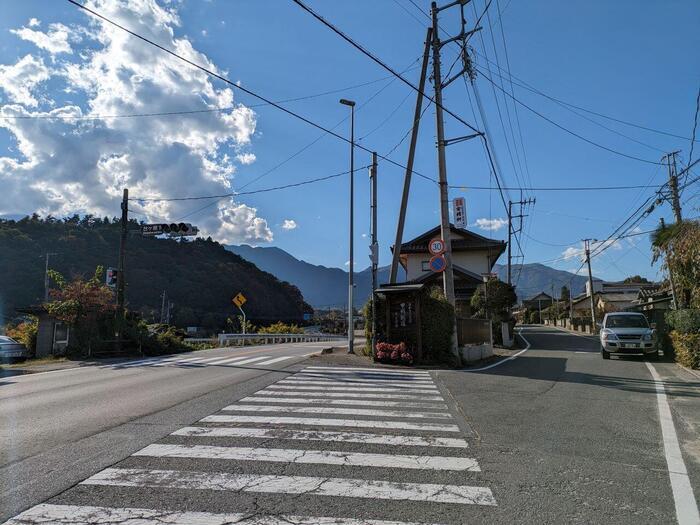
0 336 28 362
600 312 657 360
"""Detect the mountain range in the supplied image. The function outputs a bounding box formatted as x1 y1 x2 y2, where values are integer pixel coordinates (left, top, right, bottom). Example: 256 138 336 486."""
226 245 592 307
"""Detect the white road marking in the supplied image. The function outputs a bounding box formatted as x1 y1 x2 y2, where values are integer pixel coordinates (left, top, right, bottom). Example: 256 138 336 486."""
223 355 275 366
291 375 436 385
83 468 497 505
5 503 438 525
241 396 449 409
278 379 438 390
254 390 445 401
645 362 700 525
134 443 479 471
172 426 469 448
255 355 297 366
205 355 270 366
200 415 460 432
221 404 451 419
267 381 440 395
304 366 430 376
296 371 431 379
463 329 531 372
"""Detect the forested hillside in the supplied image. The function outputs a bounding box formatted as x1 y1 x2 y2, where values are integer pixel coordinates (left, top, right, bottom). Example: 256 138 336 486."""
0 215 311 328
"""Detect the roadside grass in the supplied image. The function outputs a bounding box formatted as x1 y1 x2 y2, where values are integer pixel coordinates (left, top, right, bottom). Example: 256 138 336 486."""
0 355 68 369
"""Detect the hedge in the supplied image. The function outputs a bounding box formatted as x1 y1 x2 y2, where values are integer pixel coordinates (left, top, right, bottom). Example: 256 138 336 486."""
666 309 700 334
669 332 700 369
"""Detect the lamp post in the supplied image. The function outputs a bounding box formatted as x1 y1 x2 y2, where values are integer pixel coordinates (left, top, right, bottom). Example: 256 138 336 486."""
340 98 356 354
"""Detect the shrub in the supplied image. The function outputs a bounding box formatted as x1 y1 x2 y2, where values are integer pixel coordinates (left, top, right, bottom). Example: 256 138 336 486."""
375 341 413 365
421 287 458 366
258 322 303 334
666 309 700 334
669 332 700 369
6 317 38 356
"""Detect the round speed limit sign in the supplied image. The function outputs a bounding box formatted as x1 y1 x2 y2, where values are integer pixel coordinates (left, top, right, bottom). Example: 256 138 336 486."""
428 238 445 255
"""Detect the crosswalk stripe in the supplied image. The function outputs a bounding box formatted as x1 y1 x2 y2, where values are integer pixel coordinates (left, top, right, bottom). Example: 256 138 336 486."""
254 390 445 401
292 374 436 384
267 381 440 395
4 504 440 525
227 355 276 366
205 354 268 366
255 355 297 366
200 415 460 432
221 404 452 419
172 426 469 448
134 443 479 471
278 379 439 390
83 468 497 505
304 366 431 376
240 396 449 409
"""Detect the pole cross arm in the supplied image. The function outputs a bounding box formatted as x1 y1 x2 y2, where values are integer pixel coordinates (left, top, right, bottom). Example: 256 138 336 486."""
441 132 482 146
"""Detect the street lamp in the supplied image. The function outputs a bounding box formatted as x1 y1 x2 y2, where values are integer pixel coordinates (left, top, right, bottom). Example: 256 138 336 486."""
340 98 356 354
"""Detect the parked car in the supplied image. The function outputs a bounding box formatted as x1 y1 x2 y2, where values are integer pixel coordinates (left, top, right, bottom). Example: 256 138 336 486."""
0 336 29 363
599 312 657 360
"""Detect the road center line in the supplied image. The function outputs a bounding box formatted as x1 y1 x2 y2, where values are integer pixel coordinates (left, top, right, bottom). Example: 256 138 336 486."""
645 362 700 525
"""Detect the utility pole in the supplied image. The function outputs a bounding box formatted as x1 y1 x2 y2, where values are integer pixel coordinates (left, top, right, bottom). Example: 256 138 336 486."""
507 198 534 286
664 151 682 222
116 188 128 350
339 98 356 354
583 239 597 328
369 152 378 356
43 252 58 302
160 291 167 324
659 218 679 310
431 2 456 309
390 27 432 284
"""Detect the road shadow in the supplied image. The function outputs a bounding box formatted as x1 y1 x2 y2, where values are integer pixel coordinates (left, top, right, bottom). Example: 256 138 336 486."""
466 353 700 399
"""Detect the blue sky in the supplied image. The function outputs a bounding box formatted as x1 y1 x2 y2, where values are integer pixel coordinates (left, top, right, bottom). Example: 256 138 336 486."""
0 0 698 284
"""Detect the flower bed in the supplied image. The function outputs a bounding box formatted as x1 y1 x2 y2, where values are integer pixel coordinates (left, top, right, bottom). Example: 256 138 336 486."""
375 342 414 365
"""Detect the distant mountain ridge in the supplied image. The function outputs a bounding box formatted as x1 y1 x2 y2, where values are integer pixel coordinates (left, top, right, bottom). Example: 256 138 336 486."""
226 245 591 306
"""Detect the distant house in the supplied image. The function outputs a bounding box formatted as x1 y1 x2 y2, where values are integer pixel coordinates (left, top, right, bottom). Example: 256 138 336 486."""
522 292 554 311
391 224 506 317
570 280 659 319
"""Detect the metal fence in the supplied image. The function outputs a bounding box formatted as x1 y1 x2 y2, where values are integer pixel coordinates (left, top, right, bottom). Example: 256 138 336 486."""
212 333 345 347
456 318 492 346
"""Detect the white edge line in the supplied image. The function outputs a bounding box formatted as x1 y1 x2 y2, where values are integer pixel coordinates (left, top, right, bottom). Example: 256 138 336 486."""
463 328 531 372
645 361 700 525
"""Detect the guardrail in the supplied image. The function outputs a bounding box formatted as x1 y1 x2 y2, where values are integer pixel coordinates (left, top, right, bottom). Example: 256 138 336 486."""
213 333 345 347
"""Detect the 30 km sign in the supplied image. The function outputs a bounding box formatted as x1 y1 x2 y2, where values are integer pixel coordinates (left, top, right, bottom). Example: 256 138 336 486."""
428 238 446 255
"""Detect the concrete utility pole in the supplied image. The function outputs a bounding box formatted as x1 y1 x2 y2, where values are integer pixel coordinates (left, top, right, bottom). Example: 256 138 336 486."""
390 27 432 284
507 198 534 286
430 2 456 309
116 188 128 350
43 252 58 302
339 98 356 354
664 151 683 222
369 152 378 355
583 239 597 328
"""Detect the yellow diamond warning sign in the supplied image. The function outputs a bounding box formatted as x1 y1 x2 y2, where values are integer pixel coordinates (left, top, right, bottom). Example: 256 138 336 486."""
233 292 247 308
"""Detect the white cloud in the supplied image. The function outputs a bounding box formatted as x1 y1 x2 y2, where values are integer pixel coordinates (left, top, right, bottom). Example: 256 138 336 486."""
11 23 73 55
0 55 50 106
28 18 40 28
236 152 256 165
474 217 507 231
560 239 622 262
201 29 208 37
0 0 270 245
282 219 297 230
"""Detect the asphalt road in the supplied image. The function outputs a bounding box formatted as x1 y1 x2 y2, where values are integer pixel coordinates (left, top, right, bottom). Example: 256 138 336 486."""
0 341 331 522
2 327 699 524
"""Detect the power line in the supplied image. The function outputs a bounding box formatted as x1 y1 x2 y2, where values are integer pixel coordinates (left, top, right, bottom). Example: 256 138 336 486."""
131 166 368 203
473 51 699 144
449 183 669 191
474 65 663 166
289 0 483 135
66 0 436 191
689 88 700 167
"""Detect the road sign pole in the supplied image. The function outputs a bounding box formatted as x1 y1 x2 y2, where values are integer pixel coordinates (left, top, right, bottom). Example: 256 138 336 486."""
238 306 246 335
